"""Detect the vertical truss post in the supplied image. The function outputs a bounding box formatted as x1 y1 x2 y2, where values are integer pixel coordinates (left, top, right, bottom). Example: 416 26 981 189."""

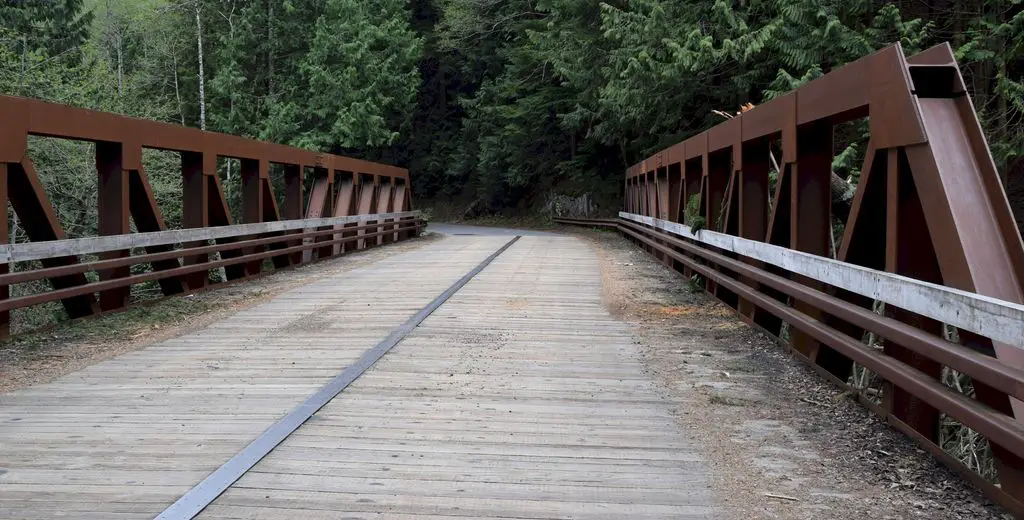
393 178 409 241
96 141 132 311
0 99 23 337
656 166 669 220
645 170 657 219
631 176 640 215
645 170 658 257
373 176 387 246
706 150 734 303
655 166 670 265
629 175 634 215
241 158 263 276
883 147 943 441
181 151 210 290
638 173 647 216
314 167 335 260
0 163 8 338
333 171 357 253
282 164 303 265
789 121 845 375
737 139 770 320
624 179 632 213
387 177 398 243
356 174 377 250
377 177 393 246
667 163 684 272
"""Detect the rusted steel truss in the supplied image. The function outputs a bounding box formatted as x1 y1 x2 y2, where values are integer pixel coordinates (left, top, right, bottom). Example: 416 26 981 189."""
563 43 1024 516
0 95 419 338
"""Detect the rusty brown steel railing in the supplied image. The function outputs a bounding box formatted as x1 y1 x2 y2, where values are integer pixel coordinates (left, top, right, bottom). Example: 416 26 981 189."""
0 95 422 339
558 42 1024 517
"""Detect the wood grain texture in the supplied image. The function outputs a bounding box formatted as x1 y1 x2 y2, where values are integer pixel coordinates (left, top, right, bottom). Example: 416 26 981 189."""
0 236 508 519
0 234 719 519
204 235 718 519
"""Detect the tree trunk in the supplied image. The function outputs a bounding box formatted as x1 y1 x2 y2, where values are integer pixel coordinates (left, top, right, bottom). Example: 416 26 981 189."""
830 170 855 222
173 53 185 125
116 33 123 96
195 0 207 131
267 0 274 97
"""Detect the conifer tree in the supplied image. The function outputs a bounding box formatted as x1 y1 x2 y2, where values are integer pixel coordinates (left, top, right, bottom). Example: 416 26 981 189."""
1 0 94 59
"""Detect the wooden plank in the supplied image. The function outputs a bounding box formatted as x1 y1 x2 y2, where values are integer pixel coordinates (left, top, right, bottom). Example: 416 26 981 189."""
208 488 715 520
202 235 718 519
0 236 510 517
1 233 720 519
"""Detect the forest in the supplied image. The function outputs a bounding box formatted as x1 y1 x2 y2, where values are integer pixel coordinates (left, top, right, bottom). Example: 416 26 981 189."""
1 0 1023 221
3 0 1022 482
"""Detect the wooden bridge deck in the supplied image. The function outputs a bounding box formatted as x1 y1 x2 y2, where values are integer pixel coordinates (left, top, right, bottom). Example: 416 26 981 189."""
0 231 716 519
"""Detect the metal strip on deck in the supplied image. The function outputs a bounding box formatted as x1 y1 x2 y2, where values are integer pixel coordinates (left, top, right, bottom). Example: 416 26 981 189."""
197 234 718 519
155 236 521 520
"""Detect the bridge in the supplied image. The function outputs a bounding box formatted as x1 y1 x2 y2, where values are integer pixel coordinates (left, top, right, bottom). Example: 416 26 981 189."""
1 43 1023 519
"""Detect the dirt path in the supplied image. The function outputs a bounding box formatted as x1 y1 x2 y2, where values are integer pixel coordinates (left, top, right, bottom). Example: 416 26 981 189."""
0 233 441 392
575 228 1007 520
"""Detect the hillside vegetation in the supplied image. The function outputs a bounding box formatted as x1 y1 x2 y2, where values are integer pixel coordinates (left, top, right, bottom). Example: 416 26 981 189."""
1 0 1022 218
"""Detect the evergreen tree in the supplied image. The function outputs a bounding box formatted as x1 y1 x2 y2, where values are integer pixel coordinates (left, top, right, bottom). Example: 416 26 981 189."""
266 0 423 151
1 0 94 59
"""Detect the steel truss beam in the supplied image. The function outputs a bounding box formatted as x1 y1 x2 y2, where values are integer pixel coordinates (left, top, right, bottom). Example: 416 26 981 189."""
597 42 1024 516
0 95 416 337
